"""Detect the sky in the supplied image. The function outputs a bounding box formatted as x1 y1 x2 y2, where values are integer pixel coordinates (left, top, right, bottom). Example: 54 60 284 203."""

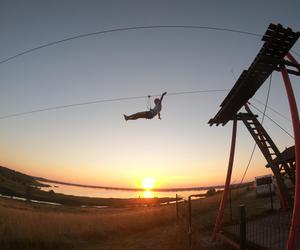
0 0 299 189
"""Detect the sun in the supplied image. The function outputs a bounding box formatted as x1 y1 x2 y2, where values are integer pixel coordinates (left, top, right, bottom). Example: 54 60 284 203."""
142 177 155 190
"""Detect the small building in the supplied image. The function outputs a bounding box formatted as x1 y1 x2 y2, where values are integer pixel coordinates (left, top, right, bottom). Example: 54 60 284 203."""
254 174 275 197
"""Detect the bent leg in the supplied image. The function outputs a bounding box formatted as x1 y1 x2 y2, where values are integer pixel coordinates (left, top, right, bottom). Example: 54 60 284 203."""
126 111 150 120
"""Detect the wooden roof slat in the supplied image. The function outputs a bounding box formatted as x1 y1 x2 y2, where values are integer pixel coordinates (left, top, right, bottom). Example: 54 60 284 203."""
209 23 299 126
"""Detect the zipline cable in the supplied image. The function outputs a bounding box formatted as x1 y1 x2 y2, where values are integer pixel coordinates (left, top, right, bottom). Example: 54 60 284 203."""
239 74 272 185
248 102 294 139
1 24 298 66
0 25 262 66
0 88 230 120
252 97 292 122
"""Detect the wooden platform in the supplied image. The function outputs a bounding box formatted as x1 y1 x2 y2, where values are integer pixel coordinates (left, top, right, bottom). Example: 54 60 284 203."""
209 23 299 126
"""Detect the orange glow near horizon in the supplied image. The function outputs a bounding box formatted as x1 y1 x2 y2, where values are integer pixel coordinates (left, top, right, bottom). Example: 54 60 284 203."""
0 147 273 189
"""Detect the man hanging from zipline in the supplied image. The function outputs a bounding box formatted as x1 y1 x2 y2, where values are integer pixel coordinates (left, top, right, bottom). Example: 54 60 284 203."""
124 92 167 121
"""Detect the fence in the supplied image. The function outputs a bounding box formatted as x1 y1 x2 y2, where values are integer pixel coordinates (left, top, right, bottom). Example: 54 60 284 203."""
224 207 300 250
173 187 298 249
174 192 226 249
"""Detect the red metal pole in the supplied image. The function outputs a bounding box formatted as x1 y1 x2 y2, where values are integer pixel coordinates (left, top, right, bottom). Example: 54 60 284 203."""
281 64 300 250
213 116 237 239
216 233 240 249
287 52 300 72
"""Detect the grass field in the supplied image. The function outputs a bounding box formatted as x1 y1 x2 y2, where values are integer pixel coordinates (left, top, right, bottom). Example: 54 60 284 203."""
0 196 183 250
0 185 277 250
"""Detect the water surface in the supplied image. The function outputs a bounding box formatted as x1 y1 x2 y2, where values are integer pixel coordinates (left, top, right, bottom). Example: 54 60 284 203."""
40 181 213 199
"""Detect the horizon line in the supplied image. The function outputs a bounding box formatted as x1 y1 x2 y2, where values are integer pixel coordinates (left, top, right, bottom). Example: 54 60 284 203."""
36 177 252 192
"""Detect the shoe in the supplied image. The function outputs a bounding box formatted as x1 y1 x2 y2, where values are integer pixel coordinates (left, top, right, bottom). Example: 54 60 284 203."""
124 114 128 121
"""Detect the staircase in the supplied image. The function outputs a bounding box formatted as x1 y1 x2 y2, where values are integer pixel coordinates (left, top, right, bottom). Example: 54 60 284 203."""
237 104 294 209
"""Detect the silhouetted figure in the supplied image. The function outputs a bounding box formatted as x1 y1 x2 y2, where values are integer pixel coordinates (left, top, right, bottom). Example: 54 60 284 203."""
124 92 167 121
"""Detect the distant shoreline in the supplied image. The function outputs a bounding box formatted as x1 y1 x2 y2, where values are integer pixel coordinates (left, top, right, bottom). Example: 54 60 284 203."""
36 177 242 192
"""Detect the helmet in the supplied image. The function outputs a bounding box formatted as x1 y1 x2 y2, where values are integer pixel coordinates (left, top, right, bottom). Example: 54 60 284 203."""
154 98 160 104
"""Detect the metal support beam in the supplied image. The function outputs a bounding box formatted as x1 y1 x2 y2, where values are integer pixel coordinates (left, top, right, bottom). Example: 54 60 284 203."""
213 117 237 239
287 52 300 72
281 63 300 250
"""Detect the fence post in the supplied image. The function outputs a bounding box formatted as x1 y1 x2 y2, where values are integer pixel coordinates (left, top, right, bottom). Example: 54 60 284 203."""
188 196 192 232
269 183 274 211
176 194 179 222
229 186 233 222
187 196 192 248
240 204 246 250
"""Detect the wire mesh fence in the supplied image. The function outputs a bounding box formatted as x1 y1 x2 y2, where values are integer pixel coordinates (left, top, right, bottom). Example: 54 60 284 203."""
174 187 299 249
224 209 299 250
174 193 229 249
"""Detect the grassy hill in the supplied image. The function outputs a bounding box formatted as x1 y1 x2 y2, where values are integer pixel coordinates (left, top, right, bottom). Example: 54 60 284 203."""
0 166 45 186
0 166 48 197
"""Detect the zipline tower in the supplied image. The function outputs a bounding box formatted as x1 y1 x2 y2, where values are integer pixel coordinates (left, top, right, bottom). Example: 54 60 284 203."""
208 24 300 250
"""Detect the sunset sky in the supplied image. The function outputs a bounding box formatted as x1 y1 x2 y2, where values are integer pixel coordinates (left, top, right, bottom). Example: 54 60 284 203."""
0 1 299 189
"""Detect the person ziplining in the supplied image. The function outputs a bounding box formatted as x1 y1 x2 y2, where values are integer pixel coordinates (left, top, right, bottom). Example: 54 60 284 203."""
124 92 167 121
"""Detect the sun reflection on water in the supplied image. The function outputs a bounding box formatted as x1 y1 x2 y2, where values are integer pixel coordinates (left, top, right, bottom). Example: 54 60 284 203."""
143 190 154 198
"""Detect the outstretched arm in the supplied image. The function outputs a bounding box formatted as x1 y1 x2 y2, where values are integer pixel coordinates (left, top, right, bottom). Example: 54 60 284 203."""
160 92 167 102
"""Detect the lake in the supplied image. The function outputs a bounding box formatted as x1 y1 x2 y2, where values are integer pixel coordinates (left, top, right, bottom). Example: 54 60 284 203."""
39 181 217 199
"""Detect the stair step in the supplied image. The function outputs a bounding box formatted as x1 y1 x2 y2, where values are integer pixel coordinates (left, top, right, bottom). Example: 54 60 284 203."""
258 139 267 142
